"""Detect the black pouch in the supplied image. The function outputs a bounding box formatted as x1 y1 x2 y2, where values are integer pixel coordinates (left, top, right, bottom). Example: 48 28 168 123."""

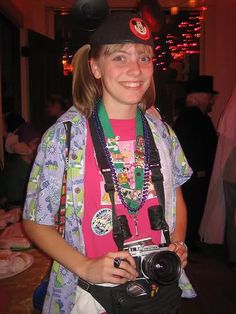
79 279 182 314
148 205 164 230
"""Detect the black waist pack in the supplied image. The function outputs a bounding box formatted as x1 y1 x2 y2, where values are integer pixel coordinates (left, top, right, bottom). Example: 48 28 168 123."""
77 278 182 314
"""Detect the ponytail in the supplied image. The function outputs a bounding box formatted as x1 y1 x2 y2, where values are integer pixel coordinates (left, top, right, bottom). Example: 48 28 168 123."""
72 44 101 117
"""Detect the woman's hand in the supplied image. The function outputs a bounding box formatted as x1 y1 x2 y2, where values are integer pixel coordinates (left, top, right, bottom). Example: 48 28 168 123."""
169 188 188 268
23 221 137 285
12 142 31 155
78 251 138 285
168 241 188 268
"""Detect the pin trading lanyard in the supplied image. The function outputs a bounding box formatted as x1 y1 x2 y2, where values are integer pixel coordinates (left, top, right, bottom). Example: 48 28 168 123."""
98 101 145 214
55 121 72 238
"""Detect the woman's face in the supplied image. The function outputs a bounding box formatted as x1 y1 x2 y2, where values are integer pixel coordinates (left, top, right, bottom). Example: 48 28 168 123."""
90 43 153 108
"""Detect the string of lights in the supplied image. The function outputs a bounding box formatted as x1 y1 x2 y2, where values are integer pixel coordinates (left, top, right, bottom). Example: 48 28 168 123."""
153 7 205 72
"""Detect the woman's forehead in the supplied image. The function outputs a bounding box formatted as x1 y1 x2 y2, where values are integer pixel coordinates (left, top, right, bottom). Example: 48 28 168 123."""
102 43 153 55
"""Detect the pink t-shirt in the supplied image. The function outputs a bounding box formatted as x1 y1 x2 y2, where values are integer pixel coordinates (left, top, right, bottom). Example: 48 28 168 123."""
83 119 161 258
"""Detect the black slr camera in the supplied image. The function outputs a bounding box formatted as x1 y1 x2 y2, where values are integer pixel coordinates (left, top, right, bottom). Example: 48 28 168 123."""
123 205 182 285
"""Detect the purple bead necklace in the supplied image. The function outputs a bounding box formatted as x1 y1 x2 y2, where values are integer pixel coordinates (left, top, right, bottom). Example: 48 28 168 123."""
92 104 151 215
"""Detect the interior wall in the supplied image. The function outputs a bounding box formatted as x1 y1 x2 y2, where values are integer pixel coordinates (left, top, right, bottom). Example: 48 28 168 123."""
0 0 23 27
0 54 3 167
0 13 21 165
20 28 30 122
202 0 236 127
0 0 56 125
1 0 55 39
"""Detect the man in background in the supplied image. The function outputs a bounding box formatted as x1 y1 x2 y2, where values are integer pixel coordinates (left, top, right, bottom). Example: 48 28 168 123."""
45 95 69 128
0 123 41 207
173 75 218 250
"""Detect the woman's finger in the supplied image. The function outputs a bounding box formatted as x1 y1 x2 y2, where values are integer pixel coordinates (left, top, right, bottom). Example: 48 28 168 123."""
168 242 188 268
111 267 137 281
107 251 137 269
108 255 138 278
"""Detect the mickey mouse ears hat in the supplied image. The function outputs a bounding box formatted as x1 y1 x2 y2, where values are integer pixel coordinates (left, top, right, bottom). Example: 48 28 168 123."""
89 12 154 47
186 75 218 95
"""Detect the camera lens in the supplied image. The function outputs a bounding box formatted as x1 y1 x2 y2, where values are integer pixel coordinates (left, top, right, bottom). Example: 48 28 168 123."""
141 251 181 285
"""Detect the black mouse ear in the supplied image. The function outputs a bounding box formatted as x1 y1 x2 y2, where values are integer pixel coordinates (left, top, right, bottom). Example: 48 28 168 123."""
71 0 110 31
139 0 165 34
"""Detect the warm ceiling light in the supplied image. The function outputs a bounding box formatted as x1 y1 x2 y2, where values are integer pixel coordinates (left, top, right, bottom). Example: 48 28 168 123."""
171 6 179 15
189 0 197 7
60 7 70 15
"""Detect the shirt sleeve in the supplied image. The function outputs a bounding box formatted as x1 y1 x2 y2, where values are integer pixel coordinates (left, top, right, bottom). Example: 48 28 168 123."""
23 124 66 225
167 125 193 188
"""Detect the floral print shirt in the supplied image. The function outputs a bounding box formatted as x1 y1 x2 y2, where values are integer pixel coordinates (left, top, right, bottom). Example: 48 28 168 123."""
23 106 192 314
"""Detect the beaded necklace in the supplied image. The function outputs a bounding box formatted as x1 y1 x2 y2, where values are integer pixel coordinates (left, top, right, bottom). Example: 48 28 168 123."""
94 100 150 216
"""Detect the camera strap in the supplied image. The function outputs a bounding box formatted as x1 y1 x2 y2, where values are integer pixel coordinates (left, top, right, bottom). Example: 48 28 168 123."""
144 118 170 245
88 113 125 251
88 109 170 249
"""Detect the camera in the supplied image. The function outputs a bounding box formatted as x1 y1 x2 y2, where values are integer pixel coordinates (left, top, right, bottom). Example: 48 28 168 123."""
124 237 181 285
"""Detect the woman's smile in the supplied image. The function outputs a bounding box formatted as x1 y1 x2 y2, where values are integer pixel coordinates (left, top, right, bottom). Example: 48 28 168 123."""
119 81 143 88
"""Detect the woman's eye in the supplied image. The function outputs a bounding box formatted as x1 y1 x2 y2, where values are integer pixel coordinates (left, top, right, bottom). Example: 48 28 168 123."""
113 55 126 62
139 56 151 63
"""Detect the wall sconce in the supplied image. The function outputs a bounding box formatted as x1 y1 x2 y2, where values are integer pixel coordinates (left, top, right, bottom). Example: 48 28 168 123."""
189 0 197 7
171 6 179 15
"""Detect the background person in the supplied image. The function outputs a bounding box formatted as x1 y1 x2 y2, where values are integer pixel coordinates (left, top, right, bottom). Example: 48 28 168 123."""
2 112 29 155
173 75 218 250
223 148 236 271
200 85 236 271
45 94 70 128
0 123 41 207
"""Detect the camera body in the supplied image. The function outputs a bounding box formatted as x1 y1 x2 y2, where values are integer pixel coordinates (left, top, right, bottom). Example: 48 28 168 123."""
124 237 181 285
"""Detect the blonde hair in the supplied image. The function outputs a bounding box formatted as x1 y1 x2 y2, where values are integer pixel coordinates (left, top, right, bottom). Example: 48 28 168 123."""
141 77 156 111
72 43 154 117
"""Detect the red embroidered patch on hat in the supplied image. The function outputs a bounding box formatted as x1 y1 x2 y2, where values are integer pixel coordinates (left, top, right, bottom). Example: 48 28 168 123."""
129 17 151 41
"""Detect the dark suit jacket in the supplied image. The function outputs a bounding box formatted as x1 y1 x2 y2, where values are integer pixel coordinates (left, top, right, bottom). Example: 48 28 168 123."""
173 106 217 179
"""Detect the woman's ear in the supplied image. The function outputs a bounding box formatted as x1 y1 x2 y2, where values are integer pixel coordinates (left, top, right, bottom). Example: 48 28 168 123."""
90 59 101 79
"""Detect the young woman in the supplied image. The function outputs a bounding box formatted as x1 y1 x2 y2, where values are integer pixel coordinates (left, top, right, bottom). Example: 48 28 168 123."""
23 12 192 314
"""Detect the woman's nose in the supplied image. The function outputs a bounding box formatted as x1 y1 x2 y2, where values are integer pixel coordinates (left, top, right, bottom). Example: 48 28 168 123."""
127 60 141 76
